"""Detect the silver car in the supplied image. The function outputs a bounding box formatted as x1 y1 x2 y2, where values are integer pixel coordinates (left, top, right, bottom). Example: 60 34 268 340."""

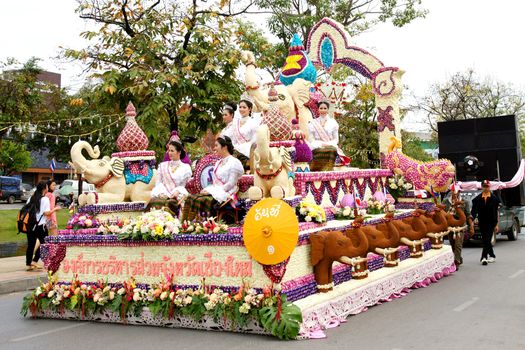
20 183 35 202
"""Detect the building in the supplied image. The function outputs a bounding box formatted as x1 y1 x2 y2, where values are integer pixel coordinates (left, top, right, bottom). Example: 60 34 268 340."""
20 149 73 185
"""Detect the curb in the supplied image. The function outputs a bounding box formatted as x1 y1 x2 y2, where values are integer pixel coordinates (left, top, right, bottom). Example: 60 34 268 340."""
0 274 47 295
0 242 27 258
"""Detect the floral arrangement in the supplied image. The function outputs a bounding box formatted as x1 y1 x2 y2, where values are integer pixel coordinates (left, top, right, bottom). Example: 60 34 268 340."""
97 219 129 235
21 274 302 340
66 213 99 230
367 199 385 215
117 209 180 241
387 174 412 201
180 217 229 235
332 206 368 220
297 201 326 223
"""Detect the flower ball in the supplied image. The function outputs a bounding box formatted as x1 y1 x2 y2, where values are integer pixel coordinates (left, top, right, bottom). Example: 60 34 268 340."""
340 193 354 208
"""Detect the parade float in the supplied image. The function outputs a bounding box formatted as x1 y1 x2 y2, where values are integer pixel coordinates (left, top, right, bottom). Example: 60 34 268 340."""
21 18 463 340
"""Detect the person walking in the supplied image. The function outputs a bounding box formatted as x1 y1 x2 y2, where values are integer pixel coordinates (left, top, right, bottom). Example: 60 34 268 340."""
469 180 500 265
45 179 59 235
25 181 61 271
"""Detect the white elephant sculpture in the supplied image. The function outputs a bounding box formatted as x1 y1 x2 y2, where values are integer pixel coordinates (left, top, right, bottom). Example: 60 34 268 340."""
241 51 313 139
248 125 296 200
70 141 157 205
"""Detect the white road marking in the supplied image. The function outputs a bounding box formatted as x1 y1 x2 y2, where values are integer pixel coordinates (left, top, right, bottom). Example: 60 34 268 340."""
453 297 479 312
509 270 525 279
10 323 89 342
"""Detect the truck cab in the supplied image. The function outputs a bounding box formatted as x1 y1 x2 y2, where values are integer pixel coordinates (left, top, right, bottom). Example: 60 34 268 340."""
455 190 522 243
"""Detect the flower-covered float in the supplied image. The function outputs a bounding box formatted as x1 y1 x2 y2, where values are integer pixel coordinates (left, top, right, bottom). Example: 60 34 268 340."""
22 18 464 340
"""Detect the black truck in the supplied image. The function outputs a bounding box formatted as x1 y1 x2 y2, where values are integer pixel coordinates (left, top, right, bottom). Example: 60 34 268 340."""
438 115 524 244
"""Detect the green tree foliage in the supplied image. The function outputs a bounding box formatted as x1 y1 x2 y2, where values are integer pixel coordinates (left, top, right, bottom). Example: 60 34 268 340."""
338 83 380 168
255 0 427 47
0 140 31 175
0 58 60 139
62 0 264 157
401 130 432 162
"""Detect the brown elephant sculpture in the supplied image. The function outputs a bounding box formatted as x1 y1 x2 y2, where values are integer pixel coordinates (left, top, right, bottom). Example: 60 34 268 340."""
394 208 428 257
422 205 450 249
361 212 401 265
310 230 369 292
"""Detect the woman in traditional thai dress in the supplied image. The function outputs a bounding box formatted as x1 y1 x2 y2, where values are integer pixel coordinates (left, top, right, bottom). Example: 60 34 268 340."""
308 100 350 171
181 136 244 222
228 99 259 171
151 141 192 202
163 130 192 165
220 102 236 140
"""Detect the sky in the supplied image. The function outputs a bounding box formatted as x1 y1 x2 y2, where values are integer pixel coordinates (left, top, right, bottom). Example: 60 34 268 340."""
1 0 524 131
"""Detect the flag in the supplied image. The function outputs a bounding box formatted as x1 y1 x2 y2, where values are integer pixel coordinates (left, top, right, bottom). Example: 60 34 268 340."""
413 189 427 198
50 158 56 173
450 181 459 193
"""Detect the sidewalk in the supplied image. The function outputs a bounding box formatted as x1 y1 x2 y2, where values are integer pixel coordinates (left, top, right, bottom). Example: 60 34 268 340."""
0 256 46 294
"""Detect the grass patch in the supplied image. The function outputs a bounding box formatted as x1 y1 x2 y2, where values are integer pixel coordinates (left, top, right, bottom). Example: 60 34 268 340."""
0 210 71 243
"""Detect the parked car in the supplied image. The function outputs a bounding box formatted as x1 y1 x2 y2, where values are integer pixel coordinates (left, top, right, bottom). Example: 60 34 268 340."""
20 183 35 202
0 176 22 203
447 190 523 244
54 179 96 206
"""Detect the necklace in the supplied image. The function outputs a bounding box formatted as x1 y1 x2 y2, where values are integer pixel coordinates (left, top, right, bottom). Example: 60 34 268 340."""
169 160 181 173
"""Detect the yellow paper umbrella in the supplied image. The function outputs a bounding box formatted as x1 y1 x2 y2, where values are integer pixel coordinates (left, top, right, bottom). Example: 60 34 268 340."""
243 198 299 265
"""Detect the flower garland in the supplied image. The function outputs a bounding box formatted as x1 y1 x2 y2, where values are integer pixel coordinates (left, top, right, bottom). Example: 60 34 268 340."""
296 201 326 223
21 275 302 340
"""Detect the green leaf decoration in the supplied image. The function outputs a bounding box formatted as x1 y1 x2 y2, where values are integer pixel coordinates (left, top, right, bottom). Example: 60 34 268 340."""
259 301 302 340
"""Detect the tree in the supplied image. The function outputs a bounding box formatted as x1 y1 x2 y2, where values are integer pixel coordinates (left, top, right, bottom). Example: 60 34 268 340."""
0 140 31 175
62 0 269 157
339 83 380 168
255 0 427 48
417 69 525 132
401 130 432 162
0 58 60 139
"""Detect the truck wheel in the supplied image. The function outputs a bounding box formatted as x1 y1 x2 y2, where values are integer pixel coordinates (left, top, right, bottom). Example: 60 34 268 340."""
507 219 520 241
7 195 15 204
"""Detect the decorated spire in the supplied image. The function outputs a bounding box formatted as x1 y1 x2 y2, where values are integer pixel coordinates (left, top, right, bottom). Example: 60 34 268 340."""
116 102 149 152
262 83 292 141
279 34 317 86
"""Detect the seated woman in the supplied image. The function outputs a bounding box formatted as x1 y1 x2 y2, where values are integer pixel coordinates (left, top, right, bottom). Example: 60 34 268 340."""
151 141 192 209
181 136 244 222
308 100 350 171
226 99 259 171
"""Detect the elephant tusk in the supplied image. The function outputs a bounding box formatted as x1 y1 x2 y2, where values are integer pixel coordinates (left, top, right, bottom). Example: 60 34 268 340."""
376 247 399 255
339 256 354 265
400 237 418 246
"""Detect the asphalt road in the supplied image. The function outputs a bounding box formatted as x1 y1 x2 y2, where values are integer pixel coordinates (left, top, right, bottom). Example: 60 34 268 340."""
1 235 524 350
0 203 24 211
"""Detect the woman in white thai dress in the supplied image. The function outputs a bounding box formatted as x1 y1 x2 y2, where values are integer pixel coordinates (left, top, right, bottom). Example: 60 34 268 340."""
308 100 350 171
181 136 244 221
228 99 259 171
151 141 192 201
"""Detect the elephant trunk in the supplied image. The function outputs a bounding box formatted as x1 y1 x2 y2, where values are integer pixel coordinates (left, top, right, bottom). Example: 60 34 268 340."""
70 141 101 173
243 54 269 113
255 125 271 166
